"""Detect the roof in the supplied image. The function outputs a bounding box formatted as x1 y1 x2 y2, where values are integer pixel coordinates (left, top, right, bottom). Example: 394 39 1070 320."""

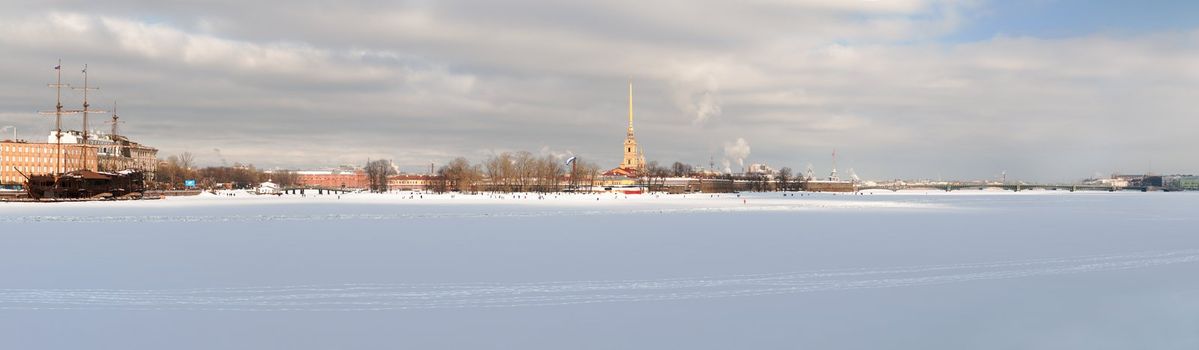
602 167 640 177
66 170 112 180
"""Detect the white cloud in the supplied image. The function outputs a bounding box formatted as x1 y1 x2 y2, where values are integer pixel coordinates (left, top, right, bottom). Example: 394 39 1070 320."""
0 1 1195 179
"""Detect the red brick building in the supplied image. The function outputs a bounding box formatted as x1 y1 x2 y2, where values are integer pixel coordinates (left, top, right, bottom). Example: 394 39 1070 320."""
295 169 368 189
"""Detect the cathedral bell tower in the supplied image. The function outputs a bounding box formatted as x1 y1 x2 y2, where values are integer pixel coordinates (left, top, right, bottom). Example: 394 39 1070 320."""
620 81 645 171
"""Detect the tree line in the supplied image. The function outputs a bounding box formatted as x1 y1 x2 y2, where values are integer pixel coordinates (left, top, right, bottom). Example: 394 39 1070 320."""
361 151 606 194
152 150 810 193
430 152 602 193
152 151 297 190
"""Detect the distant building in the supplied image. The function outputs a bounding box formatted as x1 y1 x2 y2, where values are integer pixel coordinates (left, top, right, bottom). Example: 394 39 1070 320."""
1109 174 1199 191
387 174 432 191
746 163 775 176
92 134 158 176
44 130 158 176
295 168 368 189
255 180 280 195
1174 176 1199 191
1083 177 1130 188
1163 175 1199 191
604 81 645 177
0 128 158 185
1125 175 1165 188
0 140 97 186
2 128 160 188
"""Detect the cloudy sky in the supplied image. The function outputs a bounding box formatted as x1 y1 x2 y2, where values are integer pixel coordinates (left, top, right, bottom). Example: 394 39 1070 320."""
1 0 1197 181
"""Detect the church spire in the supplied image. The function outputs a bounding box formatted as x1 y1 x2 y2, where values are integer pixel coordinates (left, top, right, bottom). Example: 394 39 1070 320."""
627 80 634 130
610 79 646 175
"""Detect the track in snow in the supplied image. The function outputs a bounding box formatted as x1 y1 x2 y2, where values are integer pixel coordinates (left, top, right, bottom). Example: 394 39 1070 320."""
2 249 1196 311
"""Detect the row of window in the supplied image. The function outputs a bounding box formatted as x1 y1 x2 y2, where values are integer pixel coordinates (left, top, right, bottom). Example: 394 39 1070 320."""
1 165 85 175
1 156 85 164
1 150 88 156
1 146 91 154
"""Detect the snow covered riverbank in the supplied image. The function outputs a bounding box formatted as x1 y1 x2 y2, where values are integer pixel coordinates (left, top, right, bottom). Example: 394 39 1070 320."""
2 191 1197 349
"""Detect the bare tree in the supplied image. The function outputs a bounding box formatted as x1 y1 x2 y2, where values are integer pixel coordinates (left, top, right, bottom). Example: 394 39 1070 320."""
178 151 195 171
439 157 482 193
512 151 533 192
777 167 793 191
671 161 693 177
484 153 511 192
643 161 671 192
271 170 298 188
365 159 397 192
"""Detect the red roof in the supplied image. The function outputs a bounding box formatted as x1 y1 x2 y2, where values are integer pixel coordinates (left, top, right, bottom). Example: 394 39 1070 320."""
603 167 640 177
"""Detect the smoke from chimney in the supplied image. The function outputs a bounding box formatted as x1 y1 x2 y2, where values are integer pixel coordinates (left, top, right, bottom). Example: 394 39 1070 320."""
723 138 750 173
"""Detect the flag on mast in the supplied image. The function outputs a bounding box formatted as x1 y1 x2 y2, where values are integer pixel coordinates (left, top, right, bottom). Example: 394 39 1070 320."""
53 64 61 70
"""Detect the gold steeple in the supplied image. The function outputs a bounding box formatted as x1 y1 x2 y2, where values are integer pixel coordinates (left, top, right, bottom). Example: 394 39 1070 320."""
627 80 634 130
618 79 643 172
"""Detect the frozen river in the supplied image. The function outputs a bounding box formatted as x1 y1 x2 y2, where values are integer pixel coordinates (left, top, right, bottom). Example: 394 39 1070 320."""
2 191 1197 349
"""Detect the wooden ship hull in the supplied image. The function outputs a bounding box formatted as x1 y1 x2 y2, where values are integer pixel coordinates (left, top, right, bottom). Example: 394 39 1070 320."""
23 170 146 200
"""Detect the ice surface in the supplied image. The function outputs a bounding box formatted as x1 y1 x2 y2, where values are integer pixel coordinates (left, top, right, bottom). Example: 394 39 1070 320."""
1 191 1197 349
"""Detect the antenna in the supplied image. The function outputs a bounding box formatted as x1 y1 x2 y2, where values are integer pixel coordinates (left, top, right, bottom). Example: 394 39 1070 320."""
72 64 107 170
38 59 82 181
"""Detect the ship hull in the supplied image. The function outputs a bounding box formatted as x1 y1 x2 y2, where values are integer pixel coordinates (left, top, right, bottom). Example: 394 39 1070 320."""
24 170 146 200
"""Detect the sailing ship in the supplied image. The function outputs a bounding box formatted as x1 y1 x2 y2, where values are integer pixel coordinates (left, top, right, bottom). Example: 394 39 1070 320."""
15 61 150 200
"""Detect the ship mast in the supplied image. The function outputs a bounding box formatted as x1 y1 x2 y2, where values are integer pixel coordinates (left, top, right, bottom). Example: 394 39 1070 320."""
73 64 105 171
39 59 80 183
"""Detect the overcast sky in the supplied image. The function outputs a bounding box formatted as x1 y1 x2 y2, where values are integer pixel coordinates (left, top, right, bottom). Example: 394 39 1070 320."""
1 0 1197 181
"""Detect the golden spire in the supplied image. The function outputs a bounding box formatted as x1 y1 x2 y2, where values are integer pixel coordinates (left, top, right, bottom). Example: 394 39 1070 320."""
627 79 634 130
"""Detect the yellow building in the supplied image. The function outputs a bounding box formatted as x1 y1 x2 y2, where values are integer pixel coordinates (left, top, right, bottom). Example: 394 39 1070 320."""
0 131 158 187
0 141 98 185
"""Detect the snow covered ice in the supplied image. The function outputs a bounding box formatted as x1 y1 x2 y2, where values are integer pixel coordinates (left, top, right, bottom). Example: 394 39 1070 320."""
2 191 1198 349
